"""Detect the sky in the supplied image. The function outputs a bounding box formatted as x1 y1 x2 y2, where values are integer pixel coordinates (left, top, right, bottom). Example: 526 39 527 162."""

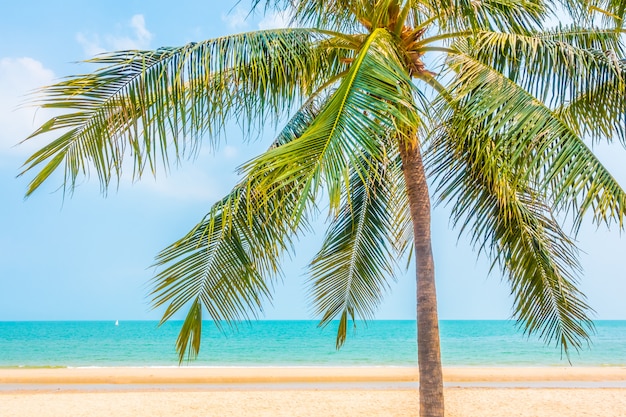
0 1 625 324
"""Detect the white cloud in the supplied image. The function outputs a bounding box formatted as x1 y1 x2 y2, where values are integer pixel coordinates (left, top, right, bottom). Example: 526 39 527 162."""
76 14 153 57
129 15 152 45
0 57 56 157
258 10 294 30
75 33 106 57
221 6 250 30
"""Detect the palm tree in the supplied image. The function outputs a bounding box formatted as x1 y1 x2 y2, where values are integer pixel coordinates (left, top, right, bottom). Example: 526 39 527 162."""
20 1 626 416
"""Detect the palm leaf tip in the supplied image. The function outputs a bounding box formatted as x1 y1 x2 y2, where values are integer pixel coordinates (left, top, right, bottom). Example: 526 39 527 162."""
175 298 203 364
308 151 407 350
335 310 351 349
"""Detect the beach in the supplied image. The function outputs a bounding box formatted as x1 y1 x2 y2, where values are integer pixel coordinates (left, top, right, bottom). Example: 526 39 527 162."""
2 367 626 417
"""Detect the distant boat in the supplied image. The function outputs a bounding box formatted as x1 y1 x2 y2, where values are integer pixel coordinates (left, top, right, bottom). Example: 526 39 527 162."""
115 320 119 326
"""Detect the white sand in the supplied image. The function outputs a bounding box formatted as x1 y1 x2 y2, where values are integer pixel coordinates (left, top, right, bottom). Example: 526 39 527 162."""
1 367 626 417
2 366 626 384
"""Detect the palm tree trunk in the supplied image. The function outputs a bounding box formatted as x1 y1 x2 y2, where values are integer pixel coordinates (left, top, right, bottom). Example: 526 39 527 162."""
399 140 444 417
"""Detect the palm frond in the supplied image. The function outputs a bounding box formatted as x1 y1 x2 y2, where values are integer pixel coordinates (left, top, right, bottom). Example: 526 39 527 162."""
586 0 626 27
242 28 420 221
445 48 626 230
423 0 547 33
308 148 410 348
151 187 280 361
458 28 625 107
20 28 352 194
557 58 626 144
430 114 594 355
151 101 321 362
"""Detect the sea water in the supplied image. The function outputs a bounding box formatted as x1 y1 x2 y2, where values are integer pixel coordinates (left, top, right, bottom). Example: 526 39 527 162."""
0 320 624 368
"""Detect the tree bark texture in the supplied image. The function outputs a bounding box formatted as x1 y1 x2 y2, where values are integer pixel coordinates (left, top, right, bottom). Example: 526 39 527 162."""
399 140 444 417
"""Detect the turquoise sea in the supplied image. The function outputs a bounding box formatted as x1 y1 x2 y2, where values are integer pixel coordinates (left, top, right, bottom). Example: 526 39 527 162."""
0 320 624 368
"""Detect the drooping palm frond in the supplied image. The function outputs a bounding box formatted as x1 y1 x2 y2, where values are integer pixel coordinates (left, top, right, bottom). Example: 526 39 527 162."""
151 102 322 362
425 29 626 351
430 113 594 355
460 28 625 106
151 184 288 362
557 58 626 144
242 28 420 220
308 148 410 348
445 46 626 230
19 28 352 195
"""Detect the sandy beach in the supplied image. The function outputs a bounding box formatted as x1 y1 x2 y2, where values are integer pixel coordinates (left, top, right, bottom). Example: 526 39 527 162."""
2 367 626 416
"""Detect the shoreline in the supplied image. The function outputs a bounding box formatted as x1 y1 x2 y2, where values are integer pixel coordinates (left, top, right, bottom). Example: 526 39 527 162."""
3 367 626 416
2 366 626 385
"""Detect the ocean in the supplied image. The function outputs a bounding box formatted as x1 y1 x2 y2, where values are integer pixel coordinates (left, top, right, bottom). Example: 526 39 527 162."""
0 320 624 368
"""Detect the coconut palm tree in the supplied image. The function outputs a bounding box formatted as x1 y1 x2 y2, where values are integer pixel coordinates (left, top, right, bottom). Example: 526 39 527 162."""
20 1 626 416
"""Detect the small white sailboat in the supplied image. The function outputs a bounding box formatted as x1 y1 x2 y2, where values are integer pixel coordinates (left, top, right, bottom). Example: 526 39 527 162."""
115 320 119 326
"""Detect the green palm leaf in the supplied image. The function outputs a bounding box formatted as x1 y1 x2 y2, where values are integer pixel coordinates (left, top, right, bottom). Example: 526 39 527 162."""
423 0 547 33
151 102 321 362
431 114 594 355
20 28 351 194
464 28 625 106
308 149 409 348
445 46 626 229
557 58 626 144
427 33 626 352
243 28 420 219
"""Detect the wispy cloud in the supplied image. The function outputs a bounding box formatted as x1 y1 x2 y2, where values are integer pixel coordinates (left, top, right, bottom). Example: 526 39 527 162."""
221 6 250 30
0 57 56 157
76 14 153 57
258 9 294 30
222 7 294 32
75 33 107 57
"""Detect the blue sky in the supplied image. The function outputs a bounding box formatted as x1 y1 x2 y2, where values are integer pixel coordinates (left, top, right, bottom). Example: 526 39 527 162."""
1 1 625 323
